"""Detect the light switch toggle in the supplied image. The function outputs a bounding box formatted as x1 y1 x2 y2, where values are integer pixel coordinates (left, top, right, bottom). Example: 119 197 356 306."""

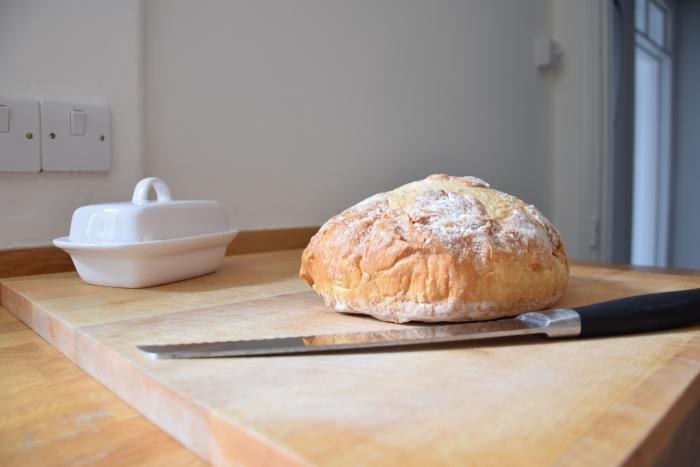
70 109 86 136
42 101 111 172
0 105 9 133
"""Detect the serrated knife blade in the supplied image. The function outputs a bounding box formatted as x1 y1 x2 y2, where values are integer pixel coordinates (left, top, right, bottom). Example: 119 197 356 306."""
138 308 581 358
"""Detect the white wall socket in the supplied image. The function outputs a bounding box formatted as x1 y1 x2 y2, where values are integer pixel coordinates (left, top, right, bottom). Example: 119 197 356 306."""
41 101 111 172
0 98 42 172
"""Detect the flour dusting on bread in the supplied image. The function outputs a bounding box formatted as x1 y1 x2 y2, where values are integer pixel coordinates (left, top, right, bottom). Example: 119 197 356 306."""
300 174 568 323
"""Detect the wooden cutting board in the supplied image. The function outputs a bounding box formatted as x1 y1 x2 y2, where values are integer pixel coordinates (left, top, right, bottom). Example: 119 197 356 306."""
2 249 700 466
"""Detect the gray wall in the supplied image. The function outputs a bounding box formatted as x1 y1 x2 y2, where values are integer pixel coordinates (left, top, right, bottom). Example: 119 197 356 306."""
671 0 700 268
0 0 614 262
144 0 554 232
0 0 144 248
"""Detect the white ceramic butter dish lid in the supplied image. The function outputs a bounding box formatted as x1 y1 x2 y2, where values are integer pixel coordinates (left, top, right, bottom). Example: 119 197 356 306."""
66 177 232 245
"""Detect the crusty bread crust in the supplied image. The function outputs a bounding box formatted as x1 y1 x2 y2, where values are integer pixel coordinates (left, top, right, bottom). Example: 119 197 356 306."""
299 174 569 323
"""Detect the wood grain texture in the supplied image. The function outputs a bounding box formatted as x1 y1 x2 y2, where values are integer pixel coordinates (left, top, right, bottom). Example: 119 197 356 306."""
574 260 700 277
0 226 320 279
0 246 74 279
1 251 700 466
0 306 204 466
225 226 319 256
654 388 700 467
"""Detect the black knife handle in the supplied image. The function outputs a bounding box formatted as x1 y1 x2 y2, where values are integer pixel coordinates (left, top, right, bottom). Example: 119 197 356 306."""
575 288 700 337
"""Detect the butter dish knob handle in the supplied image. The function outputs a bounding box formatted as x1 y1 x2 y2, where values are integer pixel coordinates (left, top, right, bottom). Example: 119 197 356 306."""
132 177 172 204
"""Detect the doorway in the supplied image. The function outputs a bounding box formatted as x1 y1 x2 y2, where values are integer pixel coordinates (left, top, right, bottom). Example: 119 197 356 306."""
630 0 673 266
606 0 674 267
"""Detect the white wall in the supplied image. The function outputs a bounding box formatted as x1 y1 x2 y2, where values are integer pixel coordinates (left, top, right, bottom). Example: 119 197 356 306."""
1 0 606 262
144 0 554 230
0 0 144 247
548 0 607 262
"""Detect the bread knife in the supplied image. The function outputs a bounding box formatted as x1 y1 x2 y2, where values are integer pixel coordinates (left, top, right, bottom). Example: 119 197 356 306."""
138 288 700 358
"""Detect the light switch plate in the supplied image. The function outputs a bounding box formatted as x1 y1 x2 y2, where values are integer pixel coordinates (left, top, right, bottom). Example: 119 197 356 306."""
41 101 111 172
0 98 41 172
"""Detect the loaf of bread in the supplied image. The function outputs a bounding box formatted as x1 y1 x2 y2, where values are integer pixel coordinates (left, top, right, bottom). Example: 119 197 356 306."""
300 174 568 323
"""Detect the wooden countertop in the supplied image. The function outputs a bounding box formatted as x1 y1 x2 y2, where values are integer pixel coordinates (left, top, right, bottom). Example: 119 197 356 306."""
1 251 700 466
0 305 203 466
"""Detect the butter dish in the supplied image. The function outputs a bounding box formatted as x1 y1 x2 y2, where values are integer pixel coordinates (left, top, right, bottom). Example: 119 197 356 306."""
53 177 237 288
